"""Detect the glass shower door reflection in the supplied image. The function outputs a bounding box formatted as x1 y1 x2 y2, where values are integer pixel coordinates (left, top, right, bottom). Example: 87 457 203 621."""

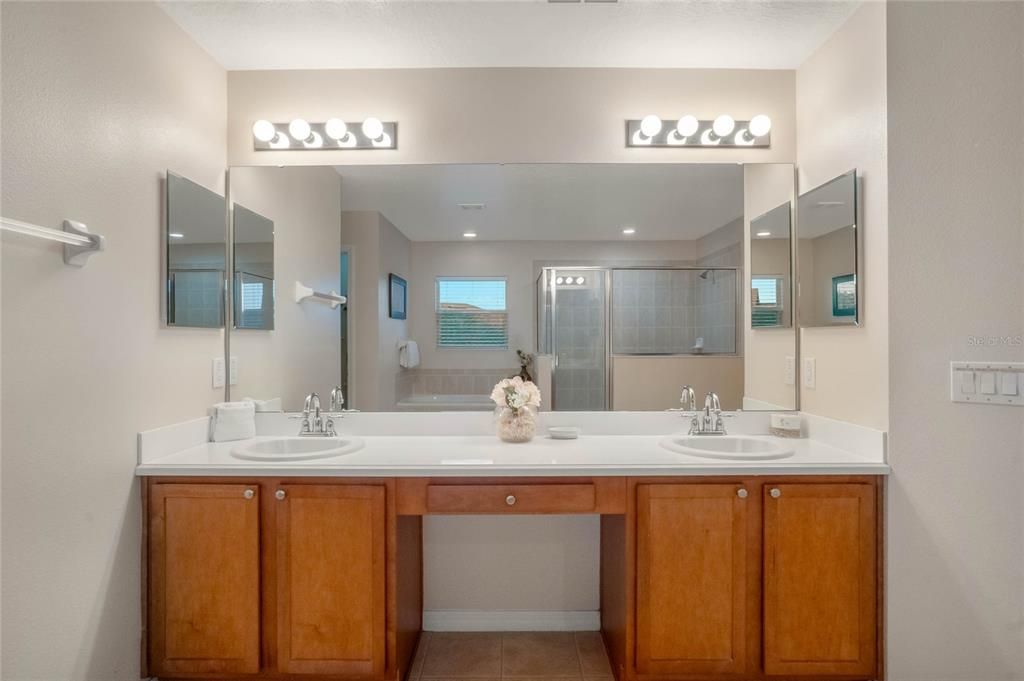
544 268 608 411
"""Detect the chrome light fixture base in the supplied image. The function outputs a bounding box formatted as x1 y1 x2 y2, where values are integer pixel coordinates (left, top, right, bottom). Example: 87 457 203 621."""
626 118 770 148
253 120 398 151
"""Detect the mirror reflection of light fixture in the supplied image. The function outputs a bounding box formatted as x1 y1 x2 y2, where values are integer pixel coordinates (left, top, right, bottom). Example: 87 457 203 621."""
169 232 184 239
756 231 772 237
555 276 565 285
575 276 585 285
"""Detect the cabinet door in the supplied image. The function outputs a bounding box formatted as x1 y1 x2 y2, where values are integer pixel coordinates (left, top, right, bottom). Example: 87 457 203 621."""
148 483 261 675
764 483 877 677
636 483 754 676
275 484 387 675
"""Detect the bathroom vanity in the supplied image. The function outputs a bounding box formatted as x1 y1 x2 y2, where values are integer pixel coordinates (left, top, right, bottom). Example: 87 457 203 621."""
138 414 887 681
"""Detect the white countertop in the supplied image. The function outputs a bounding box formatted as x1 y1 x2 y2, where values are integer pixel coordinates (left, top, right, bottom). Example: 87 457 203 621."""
136 411 888 477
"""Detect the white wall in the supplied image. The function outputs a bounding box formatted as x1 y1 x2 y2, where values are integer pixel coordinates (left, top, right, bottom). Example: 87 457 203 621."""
0 3 226 679
886 2 1024 679
796 2 889 430
228 166 342 411
341 211 383 410
227 68 796 167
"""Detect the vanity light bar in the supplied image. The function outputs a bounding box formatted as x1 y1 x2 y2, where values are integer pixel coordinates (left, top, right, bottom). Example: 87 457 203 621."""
625 115 771 148
251 118 398 151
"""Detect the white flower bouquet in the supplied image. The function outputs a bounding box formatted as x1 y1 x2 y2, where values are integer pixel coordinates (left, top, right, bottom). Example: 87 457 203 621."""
490 376 542 442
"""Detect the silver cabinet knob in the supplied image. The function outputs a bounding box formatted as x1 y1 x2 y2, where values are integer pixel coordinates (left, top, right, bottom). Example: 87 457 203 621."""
770 488 782 498
737 488 748 499
243 489 255 500
505 495 517 506
275 489 286 501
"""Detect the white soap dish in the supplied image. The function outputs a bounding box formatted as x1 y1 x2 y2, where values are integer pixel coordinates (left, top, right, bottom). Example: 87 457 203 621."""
548 427 581 440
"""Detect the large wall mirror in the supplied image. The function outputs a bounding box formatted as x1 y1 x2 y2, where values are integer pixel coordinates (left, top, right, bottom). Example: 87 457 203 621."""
226 163 797 413
165 171 227 328
797 170 859 327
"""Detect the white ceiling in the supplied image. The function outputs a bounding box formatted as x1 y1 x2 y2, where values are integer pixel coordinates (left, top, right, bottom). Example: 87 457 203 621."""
159 0 860 71
334 163 744 241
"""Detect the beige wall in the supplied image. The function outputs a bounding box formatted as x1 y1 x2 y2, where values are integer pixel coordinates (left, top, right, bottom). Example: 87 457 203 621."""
0 3 227 679
341 211 383 409
743 164 797 410
796 2 889 430
376 215 411 409
227 68 796 167
886 2 1024 679
229 166 342 411
612 356 744 411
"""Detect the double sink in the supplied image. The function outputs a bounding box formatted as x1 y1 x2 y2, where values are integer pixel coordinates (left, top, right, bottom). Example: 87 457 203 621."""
230 434 794 462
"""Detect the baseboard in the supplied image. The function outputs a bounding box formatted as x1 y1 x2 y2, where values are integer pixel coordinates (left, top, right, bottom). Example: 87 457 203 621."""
422 610 601 632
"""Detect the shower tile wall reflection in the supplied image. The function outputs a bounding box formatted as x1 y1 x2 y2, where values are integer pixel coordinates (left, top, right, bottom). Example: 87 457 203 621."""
612 269 736 355
552 273 606 411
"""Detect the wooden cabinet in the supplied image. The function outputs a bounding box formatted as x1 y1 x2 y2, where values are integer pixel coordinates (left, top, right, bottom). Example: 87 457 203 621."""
147 483 261 676
763 482 878 677
635 483 755 676
274 484 387 676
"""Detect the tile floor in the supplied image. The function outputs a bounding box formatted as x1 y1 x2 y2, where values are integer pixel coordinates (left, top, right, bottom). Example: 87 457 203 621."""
407 631 615 680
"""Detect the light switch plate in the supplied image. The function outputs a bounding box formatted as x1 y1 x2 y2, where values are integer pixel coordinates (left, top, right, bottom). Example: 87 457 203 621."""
784 356 796 386
212 357 226 389
229 356 239 386
802 357 816 389
950 362 1024 406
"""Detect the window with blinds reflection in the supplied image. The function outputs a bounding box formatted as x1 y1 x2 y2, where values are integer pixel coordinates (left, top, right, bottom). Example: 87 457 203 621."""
436 277 508 348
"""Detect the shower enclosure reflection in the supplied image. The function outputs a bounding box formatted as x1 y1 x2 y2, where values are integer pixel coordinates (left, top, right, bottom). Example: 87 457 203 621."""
538 267 739 411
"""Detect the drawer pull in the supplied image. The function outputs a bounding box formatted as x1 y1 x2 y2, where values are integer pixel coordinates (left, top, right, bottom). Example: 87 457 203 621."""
275 489 286 501
770 488 782 498
243 489 255 500
506 495 517 506
737 488 748 499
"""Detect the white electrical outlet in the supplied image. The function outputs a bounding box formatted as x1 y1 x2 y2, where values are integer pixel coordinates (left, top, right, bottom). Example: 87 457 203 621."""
229 356 239 386
212 357 226 389
802 357 816 389
784 356 796 385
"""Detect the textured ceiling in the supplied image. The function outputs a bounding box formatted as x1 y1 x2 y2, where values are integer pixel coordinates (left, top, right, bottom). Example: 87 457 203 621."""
159 0 861 71
333 163 744 241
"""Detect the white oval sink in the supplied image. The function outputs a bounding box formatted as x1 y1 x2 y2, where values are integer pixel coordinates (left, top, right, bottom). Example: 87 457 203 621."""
660 435 794 460
231 436 364 462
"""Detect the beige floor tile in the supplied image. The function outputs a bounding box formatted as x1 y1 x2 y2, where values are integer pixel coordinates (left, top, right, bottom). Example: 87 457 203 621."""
502 632 582 677
422 633 503 678
573 632 614 677
407 632 431 680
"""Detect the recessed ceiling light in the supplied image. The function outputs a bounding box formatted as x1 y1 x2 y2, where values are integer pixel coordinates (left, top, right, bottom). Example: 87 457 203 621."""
458 203 486 210
756 231 772 237
622 227 637 235
169 232 184 239
462 231 477 238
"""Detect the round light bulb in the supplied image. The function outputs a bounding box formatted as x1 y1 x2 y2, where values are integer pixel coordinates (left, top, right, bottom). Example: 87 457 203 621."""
252 119 276 142
362 117 384 140
288 118 311 141
575 277 585 285
712 114 735 137
555 277 564 285
676 115 699 137
639 115 663 138
748 114 772 137
324 118 348 140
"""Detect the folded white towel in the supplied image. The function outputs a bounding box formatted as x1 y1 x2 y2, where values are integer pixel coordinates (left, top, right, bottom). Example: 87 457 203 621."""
209 401 256 442
243 397 282 413
398 340 420 369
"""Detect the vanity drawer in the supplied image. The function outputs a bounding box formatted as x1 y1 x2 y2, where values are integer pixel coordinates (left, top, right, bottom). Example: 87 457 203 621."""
425 483 597 513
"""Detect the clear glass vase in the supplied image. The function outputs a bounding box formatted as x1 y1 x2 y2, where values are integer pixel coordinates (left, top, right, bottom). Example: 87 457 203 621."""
495 406 537 443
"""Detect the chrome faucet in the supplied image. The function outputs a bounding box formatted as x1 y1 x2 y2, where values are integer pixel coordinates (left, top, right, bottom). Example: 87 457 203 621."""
329 386 345 412
295 392 336 437
692 391 728 435
680 385 697 411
